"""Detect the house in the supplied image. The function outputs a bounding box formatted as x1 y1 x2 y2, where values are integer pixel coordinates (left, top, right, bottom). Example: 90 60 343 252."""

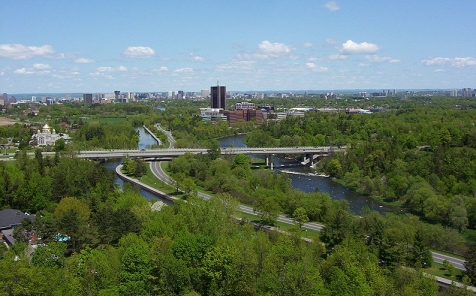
0 209 35 245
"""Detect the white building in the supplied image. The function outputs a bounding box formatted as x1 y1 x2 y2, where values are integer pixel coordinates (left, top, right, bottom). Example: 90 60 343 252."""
32 124 71 146
200 108 227 121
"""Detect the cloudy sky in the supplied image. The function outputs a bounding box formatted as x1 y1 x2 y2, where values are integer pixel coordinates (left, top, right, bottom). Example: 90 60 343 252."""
1 0 475 93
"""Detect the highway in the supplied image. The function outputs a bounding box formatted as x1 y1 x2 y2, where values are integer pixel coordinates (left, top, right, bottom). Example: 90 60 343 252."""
150 159 468 271
432 251 466 270
151 158 469 272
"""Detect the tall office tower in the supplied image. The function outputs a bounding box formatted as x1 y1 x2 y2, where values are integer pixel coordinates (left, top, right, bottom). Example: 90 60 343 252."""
83 93 93 104
114 90 120 100
210 84 226 109
462 88 472 97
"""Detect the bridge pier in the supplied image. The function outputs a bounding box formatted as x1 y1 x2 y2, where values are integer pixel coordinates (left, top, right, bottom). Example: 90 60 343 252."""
266 154 272 169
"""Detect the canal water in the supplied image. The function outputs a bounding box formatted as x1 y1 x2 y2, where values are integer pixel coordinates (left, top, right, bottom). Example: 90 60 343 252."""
108 128 395 214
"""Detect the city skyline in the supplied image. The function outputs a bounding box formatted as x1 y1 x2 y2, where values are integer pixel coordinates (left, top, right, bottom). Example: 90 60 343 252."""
1 1 475 94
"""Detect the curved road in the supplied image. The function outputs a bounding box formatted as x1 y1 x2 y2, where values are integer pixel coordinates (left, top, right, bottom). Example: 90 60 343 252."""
147 126 466 270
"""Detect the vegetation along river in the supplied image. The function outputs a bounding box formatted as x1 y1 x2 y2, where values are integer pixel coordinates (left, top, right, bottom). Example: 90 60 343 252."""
107 128 397 215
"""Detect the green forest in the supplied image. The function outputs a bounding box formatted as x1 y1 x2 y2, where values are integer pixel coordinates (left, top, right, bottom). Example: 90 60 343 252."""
0 96 476 295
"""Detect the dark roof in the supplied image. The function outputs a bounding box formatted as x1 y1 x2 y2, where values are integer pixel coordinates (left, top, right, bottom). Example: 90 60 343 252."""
0 209 35 230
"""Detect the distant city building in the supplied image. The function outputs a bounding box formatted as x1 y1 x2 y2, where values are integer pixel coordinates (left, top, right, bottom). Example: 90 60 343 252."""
450 90 458 97
200 108 227 121
114 90 120 100
210 84 226 109
223 109 263 124
235 102 255 110
83 94 93 104
462 88 472 97
201 90 210 98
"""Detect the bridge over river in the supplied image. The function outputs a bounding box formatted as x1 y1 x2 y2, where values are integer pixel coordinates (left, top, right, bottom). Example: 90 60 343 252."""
73 146 344 167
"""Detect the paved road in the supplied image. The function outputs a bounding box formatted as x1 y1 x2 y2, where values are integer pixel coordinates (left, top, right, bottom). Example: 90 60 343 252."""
148 125 465 271
149 159 326 231
432 251 466 270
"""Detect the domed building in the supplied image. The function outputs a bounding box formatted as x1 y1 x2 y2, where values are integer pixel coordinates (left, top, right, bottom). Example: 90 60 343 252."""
32 124 70 147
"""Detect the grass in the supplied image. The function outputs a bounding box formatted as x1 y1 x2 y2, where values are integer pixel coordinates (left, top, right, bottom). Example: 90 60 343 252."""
236 211 321 240
462 229 476 244
424 261 464 282
136 165 177 195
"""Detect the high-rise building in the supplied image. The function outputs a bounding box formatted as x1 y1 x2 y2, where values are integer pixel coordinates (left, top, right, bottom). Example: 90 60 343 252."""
210 84 226 109
83 94 93 104
462 88 472 97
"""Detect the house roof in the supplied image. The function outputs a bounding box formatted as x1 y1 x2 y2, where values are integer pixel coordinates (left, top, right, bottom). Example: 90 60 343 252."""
0 209 35 230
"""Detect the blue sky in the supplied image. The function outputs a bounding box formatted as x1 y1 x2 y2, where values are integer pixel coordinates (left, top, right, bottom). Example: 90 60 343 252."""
1 0 475 93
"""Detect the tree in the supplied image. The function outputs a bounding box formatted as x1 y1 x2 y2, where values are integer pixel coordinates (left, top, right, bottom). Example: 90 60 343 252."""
118 234 151 295
54 137 66 152
54 197 91 251
253 196 280 226
31 242 67 268
464 243 476 285
292 207 309 229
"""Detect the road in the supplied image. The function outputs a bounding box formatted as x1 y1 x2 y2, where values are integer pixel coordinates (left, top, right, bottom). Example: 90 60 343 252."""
147 126 466 270
432 251 466 270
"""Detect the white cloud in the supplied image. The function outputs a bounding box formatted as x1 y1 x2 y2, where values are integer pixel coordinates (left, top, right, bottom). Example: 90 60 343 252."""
421 57 476 67
259 40 292 55
158 66 168 72
75 58 95 64
340 40 379 55
237 40 294 60
216 60 256 72
303 42 313 48
324 1 340 11
14 68 34 74
123 46 155 58
14 63 52 74
173 68 193 73
328 54 348 60
96 66 127 72
365 55 400 63
0 44 55 60
190 53 205 62
33 63 51 70
305 63 328 72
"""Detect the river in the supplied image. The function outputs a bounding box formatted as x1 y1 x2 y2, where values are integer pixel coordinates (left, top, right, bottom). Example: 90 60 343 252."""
108 128 396 214
219 134 396 215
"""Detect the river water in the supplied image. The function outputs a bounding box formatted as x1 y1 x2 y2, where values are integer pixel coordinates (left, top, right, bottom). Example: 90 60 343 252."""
108 128 395 214
219 134 396 215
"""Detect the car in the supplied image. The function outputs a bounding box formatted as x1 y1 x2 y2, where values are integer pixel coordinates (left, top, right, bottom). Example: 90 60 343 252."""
141 148 146 151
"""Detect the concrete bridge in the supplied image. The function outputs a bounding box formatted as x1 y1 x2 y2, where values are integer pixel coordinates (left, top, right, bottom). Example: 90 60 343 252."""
74 146 343 167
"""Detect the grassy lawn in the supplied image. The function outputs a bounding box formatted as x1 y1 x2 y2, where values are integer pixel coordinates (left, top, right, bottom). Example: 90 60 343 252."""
424 261 464 282
137 165 177 195
236 211 321 240
462 229 476 244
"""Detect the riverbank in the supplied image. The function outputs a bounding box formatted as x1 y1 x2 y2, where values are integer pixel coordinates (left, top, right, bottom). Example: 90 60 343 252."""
115 164 177 203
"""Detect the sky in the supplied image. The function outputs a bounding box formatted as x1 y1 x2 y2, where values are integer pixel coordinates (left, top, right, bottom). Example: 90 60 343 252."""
1 0 475 93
